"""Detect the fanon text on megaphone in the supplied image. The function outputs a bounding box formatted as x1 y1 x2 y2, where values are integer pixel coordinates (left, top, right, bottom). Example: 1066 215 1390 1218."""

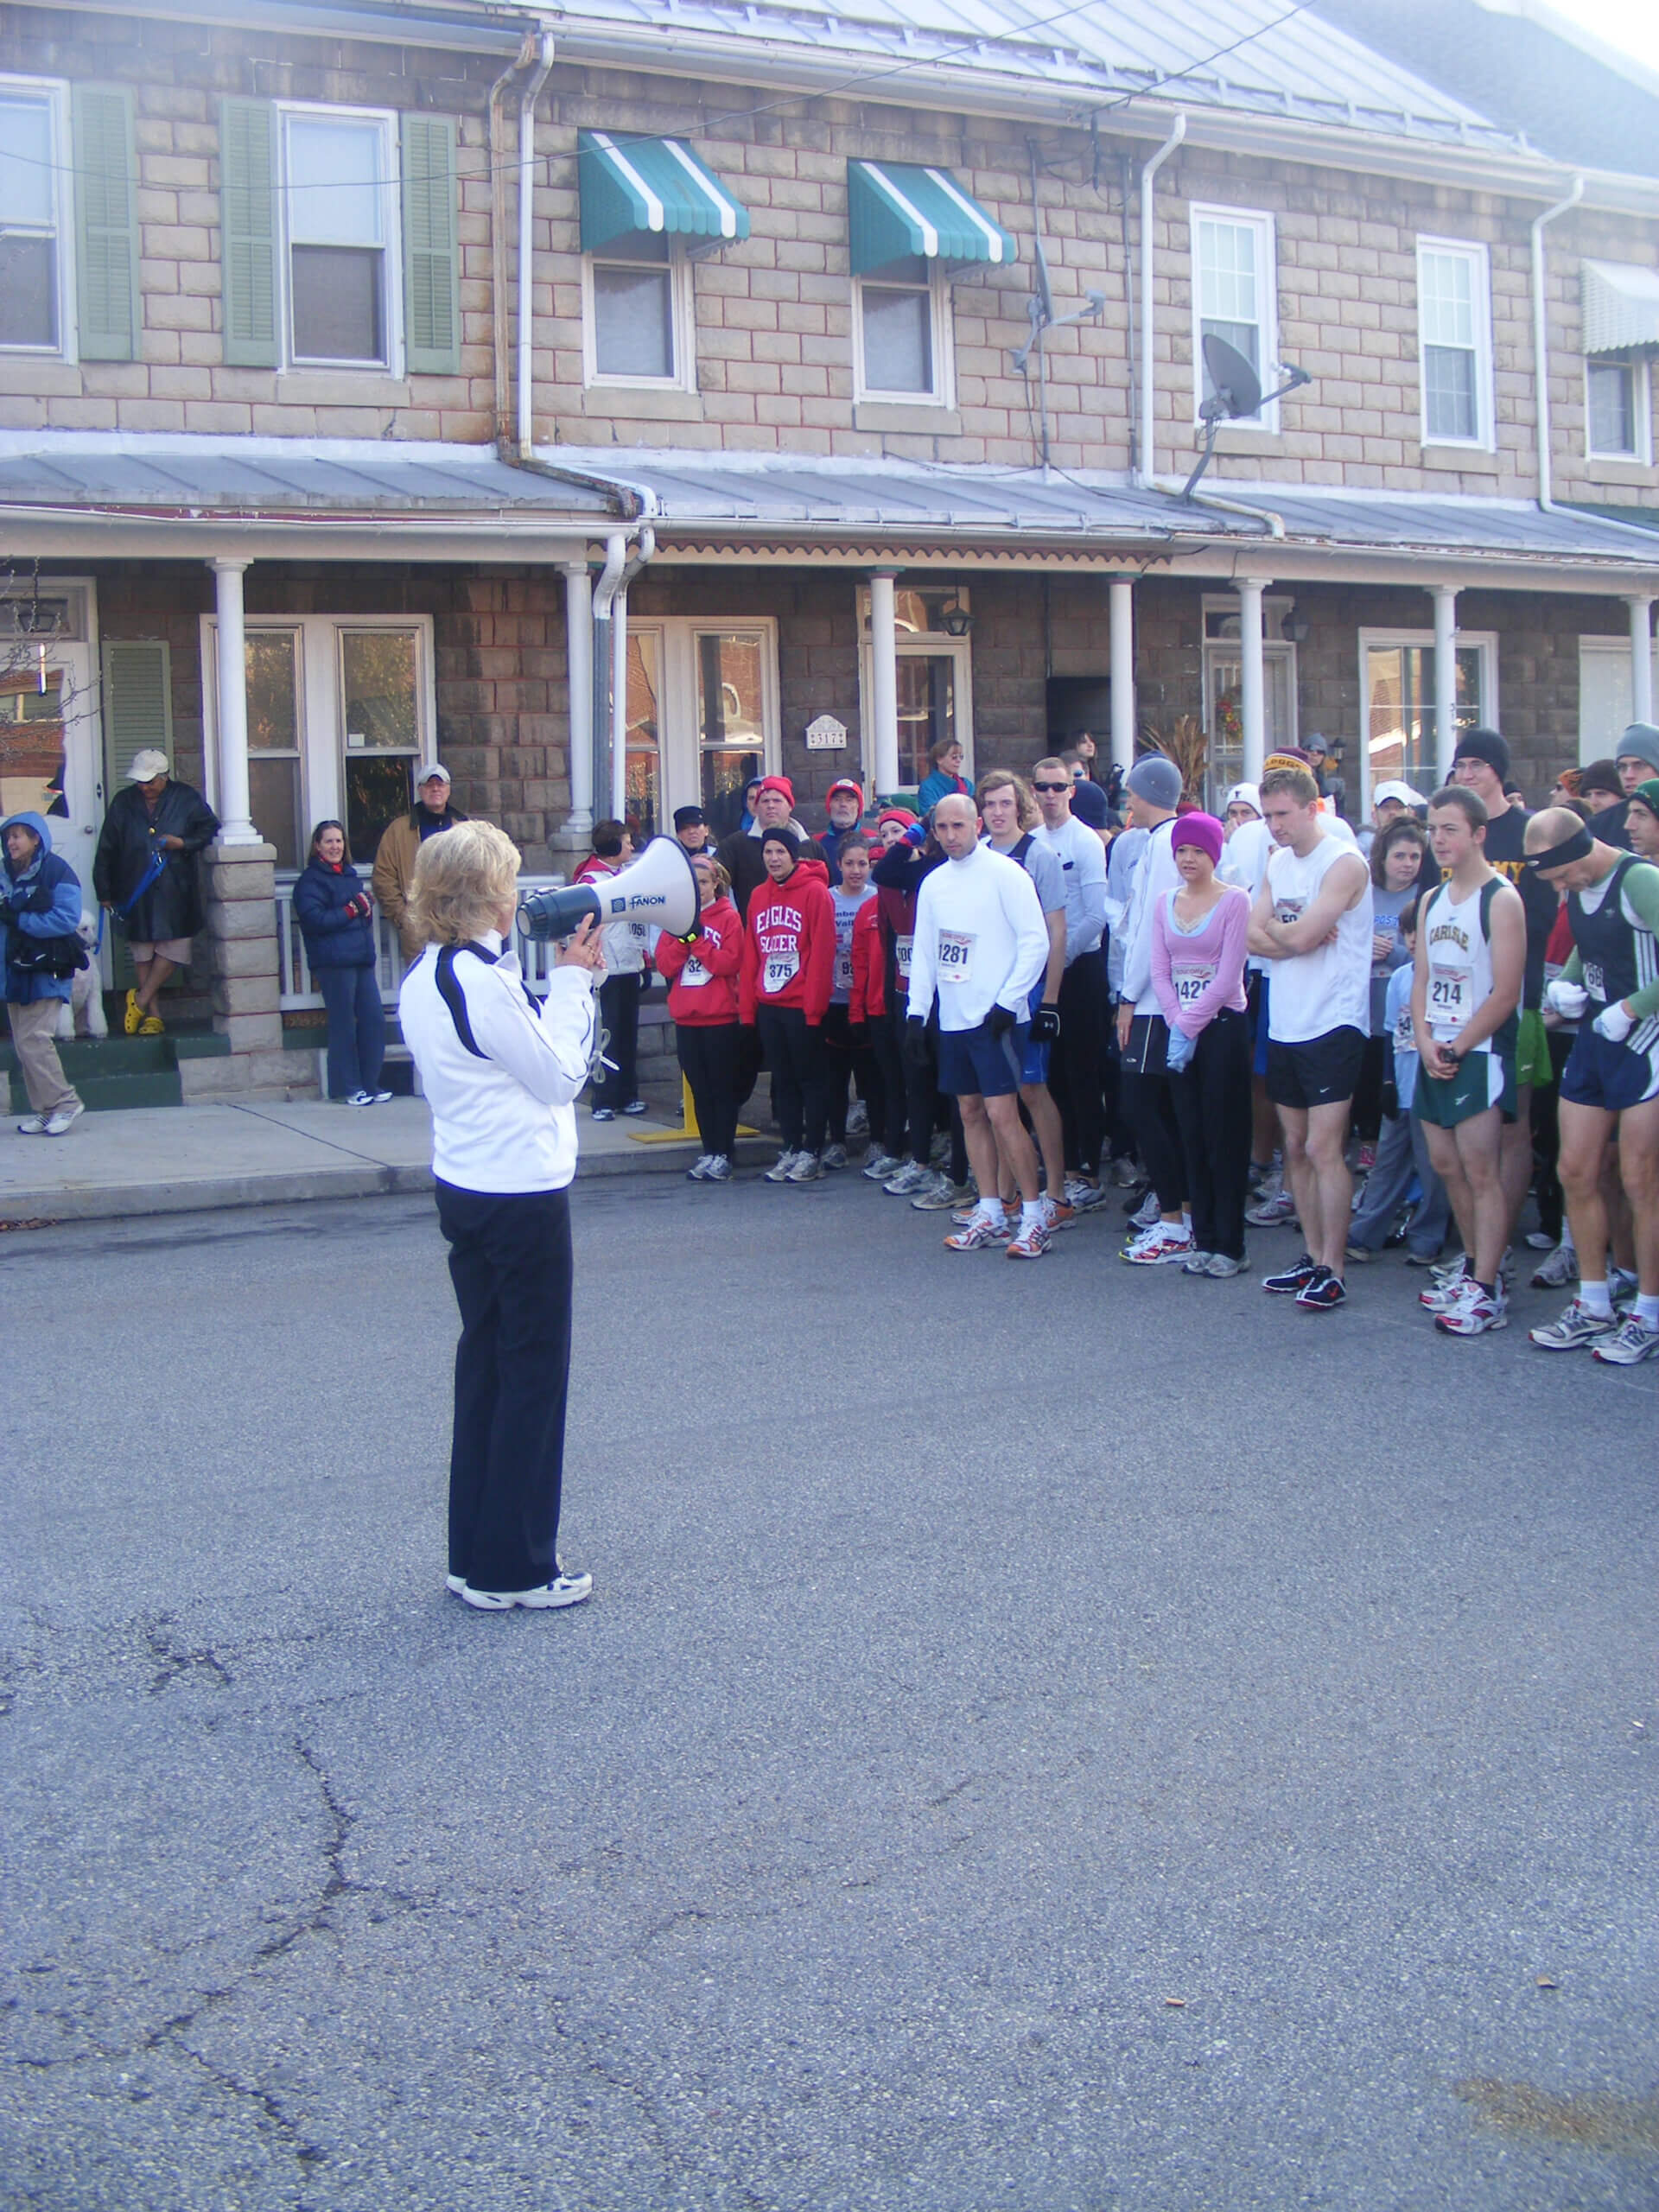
517 834 702 944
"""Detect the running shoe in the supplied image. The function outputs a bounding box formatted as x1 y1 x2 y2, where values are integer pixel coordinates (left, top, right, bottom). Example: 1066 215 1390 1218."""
1420 1266 1473 1313
461 1564 594 1611
1064 1177 1110 1212
1262 1253 1319 1295
1295 1267 1347 1313
1435 1284 1509 1336
1529 1299 1618 1351
1591 1314 1659 1365
846 1100 869 1139
703 1154 733 1182
1005 1218 1052 1260
1127 1189 1162 1231
861 1150 901 1181
16 1114 47 1135
1523 1230 1556 1251
1245 1183 1298 1228
1428 1255 1469 1287
1529 1243 1578 1291
944 1211 1009 1251
1181 1250 1216 1275
913 1176 970 1212
1402 1248 1443 1268
820 1142 849 1171
1122 1225 1193 1266
622 1099 649 1116
1611 1267 1640 1310
883 1160 930 1197
764 1149 802 1183
685 1154 713 1181
1109 1157 1141 1187
1344 1243 1375 1265
1356 1141 1377 1173
1043 1198 1077 1233
591 1105 616 1123
786 1152 823 1182
1201 1254 1247 1278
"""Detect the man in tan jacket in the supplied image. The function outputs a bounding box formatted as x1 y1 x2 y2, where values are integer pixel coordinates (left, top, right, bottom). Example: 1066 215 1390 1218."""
372 765 467 964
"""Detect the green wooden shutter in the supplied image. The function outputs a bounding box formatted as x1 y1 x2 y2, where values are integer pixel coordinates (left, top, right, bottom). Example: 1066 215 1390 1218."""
401 112 461 376
219 98 278 368
102 640 173 787
73 85 140 361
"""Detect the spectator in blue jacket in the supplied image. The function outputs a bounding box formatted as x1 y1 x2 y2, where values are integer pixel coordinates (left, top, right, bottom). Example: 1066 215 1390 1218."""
916 737 973 818
3 810 86 1135
293 820 391 1106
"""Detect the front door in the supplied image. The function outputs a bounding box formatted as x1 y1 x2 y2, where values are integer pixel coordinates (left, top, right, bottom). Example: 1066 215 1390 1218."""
0 593 100 917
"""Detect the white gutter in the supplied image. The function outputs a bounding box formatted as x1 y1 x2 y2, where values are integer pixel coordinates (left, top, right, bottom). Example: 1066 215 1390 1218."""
609 525 656 821
1136 113 1185 492
1530 173 1584 512
490 34 537 446
516 33 556 460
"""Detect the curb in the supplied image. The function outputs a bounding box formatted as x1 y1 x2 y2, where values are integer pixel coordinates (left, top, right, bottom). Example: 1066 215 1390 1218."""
0 1133 768 1227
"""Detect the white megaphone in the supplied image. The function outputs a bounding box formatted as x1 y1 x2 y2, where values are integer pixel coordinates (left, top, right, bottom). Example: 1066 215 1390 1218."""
517 834 702 944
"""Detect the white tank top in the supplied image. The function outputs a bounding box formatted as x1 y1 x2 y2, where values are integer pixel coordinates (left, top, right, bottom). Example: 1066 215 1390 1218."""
1422 877 1497 1051
1265 830 1374 1043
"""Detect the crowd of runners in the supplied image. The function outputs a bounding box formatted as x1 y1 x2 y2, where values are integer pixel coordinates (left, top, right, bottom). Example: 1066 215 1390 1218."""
588 725 1659 1366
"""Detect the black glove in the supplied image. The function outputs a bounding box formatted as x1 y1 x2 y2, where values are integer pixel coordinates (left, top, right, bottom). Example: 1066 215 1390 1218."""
1030 1003 1060 1045
903 1015 931 1068
984 1003 1015 1039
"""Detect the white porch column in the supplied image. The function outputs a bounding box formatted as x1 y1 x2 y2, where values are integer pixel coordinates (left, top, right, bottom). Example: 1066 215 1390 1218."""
1628 594 1656 728
611 587 630 823
1433 585 1459 785
563 560 594 839
868 570 901 796
1237 576 1268 785
1108 575 1136 772
210 558 259 844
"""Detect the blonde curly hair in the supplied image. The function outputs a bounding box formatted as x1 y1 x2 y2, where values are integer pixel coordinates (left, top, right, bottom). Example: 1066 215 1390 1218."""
407 819 523 947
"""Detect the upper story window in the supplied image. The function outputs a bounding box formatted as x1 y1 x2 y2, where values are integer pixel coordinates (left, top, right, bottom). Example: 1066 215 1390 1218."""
583 231 695 387
1416 237 1494 449
1586 356 1649 462
855 255 949 402
0 79 67 353
219 99 460 378
1191 206 1278 428
283 110 395 368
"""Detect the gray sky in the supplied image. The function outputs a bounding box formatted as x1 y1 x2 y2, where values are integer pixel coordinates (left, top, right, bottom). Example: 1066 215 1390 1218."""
1546 0 1659 71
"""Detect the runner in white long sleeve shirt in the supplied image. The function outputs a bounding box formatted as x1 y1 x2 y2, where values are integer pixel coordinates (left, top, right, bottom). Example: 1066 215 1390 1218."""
907 794 1052 1257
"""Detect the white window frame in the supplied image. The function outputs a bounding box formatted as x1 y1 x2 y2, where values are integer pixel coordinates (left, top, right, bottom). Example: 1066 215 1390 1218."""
581 237 697 393
276 102 403 376
1189 203 1279 432
626 619 780 821
0 73 74 360
200 612 435 841
851 260 956 410
1585 353 1653 465
1415 235 1495 452
1356 626 1499 814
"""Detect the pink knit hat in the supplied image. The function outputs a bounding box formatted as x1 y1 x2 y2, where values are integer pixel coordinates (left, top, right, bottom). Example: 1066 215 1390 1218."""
1172 810 1224 866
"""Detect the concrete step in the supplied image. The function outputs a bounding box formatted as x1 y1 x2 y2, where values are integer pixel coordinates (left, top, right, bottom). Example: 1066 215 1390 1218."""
2 1023 228 1113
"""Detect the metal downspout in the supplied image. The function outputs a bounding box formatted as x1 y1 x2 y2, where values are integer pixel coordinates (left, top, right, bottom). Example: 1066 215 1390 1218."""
516 32 556 459
1531 174 1584 512
488 34 536 445
1136 113 1185 492
590 534 628 833
609 525 656 822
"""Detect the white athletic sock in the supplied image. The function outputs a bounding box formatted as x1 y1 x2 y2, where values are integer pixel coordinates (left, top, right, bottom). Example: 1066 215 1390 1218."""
1580 1279 1613 1319
1637 1294 1659 1330
1559 1224 1576 1255
1020 1199 1044 1231
980 1197 1007 1228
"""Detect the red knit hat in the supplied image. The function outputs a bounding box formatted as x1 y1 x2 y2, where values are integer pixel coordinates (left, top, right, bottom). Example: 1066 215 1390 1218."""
758 774 795 804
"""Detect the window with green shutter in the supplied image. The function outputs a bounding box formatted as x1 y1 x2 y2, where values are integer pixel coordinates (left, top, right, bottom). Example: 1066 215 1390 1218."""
219 98 277 368
401 112 460 377
102 639 173 788
72 84 139 361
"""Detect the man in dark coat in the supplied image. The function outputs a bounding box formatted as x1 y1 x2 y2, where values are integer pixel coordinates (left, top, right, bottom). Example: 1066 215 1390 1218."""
92 747 219 1035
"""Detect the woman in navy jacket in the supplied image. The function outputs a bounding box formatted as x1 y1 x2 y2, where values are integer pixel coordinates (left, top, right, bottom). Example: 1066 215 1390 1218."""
293 821 390 1104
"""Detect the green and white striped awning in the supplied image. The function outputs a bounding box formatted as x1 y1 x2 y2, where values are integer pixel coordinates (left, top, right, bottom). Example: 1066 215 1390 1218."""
578 131 750 253
848 161 1015 276
1581 259 1659 357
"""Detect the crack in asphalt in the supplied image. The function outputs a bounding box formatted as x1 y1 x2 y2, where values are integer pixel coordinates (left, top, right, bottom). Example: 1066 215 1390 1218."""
141 1613 234 1697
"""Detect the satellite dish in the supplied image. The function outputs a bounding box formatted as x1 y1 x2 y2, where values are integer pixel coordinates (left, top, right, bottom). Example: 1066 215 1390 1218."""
1201 333 1262 423
1183 340 1313 500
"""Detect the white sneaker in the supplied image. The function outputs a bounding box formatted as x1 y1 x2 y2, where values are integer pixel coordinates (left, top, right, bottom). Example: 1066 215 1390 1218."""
786 1151 823 1182
1128 1189 1161 1230
861 1150 899 1180
703 1154 733 1182
1245 1181 1296 1227
883 1160 929 1196
819 1142 849 1171
764 1150 801 1183
1530 1242 1577 1291
44 1100 85 1136
1592 1314 1659 1365
846 1101 869 1139
912 1175 969 1211
16 1114 47 1135
461 1565 594 1611
685 1154 713 1181
344 1090 375 1107
1064 1177 1109 1211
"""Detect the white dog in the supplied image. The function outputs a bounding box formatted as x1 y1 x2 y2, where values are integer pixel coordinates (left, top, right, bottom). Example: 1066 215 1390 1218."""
55 913 109 1040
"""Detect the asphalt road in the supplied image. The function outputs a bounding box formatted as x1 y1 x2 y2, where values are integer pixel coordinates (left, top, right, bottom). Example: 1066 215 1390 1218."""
3 1174 1656 2211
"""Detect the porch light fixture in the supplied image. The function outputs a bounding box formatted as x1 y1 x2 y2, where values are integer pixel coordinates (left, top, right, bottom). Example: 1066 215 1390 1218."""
1281 601 1311 645
1183 334 1313 501
939 599 974 638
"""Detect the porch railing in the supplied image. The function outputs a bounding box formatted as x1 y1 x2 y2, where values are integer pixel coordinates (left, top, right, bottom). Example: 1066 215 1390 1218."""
275 872 569 1012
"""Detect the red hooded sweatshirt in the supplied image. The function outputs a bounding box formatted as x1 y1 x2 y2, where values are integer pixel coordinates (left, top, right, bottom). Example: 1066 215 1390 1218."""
740 855 835 1024
850 896 886 1022
656 893 743 1025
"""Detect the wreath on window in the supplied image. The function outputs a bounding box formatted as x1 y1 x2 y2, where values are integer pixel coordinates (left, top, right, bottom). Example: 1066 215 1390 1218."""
1213 689 1243 749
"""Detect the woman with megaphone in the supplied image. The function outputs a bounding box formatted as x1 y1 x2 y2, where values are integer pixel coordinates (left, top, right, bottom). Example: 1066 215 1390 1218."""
398 819 606 1614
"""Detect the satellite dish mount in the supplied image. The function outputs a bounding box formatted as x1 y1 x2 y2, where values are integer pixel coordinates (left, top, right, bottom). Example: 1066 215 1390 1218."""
1182 334 1313 499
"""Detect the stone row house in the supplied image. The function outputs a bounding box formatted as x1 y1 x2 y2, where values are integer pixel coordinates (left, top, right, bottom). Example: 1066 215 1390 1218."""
2 0 1658 1095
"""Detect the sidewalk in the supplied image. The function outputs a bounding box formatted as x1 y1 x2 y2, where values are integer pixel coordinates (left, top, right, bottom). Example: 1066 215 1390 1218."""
0 1096 740 1224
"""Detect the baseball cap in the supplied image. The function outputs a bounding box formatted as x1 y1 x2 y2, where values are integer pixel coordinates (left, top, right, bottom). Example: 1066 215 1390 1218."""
128 749 169 782
1371 779 1424 810
416 762 452 786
